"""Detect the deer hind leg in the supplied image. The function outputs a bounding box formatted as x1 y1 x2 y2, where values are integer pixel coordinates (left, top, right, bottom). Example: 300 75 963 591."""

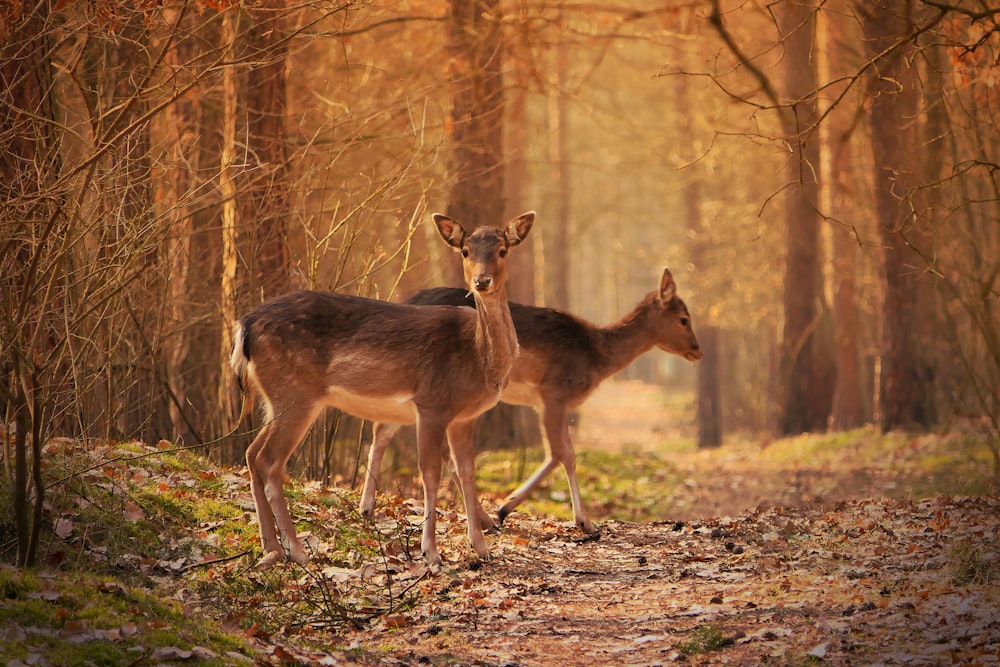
415 416 448 568
497 404 596 534
547 407 597 534
360 422 401 519
446 419 491 558
246 402 319 569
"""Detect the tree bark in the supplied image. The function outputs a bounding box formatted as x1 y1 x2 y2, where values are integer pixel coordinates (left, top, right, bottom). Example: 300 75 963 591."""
547 22 570 311
697 326 723 448
503 41 535 306
244 0 292 299
864 0 936 430
444 0 505 285
777 1 833 435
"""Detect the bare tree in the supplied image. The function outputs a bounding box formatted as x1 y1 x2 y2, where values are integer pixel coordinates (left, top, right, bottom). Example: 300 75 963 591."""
1 0 57 568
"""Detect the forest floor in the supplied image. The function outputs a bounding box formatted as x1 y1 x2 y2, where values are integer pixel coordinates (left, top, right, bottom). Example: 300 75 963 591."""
1 381 998 666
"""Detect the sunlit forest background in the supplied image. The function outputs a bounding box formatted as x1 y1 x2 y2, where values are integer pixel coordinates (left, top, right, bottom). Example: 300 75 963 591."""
3 0 999 565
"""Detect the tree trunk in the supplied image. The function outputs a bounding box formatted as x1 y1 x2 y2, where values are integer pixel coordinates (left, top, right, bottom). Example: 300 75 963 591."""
444 0 505 285
697 326 723 448
777 1 833 435
864 0 936 430
219 9 243 463
547 21 570 311
676 63 722 447
165 6 222 445
244 0 292 300
503 46 535 306
447 0 528 449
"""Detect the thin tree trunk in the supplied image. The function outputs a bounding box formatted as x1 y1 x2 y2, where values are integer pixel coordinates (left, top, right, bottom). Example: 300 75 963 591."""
444 0 505 285
219 9 240 462
1 0 55 568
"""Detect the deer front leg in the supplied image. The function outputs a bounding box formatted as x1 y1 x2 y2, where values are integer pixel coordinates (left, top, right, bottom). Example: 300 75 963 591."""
416 416 448 568
446 419 490 559
360 422 401 519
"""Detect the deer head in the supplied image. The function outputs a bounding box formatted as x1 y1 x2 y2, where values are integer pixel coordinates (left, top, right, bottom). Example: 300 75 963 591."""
434 212 535 295
653 267 703 362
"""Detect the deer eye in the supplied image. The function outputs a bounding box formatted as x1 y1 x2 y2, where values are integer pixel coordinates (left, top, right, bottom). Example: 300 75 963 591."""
461 249 469 258
499 248 508 258
680 317 689 327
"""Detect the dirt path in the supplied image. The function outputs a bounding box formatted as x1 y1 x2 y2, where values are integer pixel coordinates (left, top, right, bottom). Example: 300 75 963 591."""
287 496 999 666
571 380 936 520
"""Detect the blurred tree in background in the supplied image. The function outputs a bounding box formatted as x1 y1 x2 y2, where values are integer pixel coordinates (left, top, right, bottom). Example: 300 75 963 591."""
2 0 998 565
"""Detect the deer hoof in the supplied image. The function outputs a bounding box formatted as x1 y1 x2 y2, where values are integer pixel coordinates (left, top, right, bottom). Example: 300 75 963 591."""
479 513 498 533
423 552 443 572
497 506 512 526
288 546 310 566
578 519 598 535
254 551 284 571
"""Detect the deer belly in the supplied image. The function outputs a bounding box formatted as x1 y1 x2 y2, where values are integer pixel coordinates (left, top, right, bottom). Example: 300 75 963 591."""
323 386 418 424
499 380 542 409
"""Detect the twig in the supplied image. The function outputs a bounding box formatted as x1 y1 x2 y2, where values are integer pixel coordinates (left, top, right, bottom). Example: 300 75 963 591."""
179 550 252 574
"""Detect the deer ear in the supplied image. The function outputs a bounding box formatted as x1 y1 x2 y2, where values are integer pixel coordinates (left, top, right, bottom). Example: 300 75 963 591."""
433 214 467 249
658 267 676 304
504 211 535 247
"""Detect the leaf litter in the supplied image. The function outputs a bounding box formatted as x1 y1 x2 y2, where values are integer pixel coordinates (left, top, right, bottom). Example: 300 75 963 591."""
4 383 1000 666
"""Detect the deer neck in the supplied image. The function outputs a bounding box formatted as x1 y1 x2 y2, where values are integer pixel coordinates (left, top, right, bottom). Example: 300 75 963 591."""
594 292 659 378
473 288 519 391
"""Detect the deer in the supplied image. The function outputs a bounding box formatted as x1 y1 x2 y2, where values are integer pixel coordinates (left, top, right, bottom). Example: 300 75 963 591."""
360 267 702 535
230 211 535 570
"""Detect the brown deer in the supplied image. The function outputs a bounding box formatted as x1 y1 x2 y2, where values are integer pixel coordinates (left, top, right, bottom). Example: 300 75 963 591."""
230 211 535 570
360 268 702 534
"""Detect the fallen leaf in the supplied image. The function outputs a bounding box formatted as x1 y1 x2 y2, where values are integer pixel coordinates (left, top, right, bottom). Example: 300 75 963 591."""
382 614 410 629
150 646 193 660
54 517 73 539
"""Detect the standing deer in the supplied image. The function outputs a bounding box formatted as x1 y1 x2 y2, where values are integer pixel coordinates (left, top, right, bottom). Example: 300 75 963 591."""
230 212 535 570
360 267 702 534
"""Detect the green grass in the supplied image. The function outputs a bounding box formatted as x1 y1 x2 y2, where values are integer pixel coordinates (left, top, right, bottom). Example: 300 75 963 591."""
0 564 250 666
677 624 731 655
475 447 687 524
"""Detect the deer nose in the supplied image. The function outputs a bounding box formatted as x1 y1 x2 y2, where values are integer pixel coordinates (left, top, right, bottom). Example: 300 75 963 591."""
473 275 493 291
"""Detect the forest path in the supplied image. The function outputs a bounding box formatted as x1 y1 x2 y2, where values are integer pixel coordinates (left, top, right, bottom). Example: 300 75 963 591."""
570 380 944 521
327 496 999 667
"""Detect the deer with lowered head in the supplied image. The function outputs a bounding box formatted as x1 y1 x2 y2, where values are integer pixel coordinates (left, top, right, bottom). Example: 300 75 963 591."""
230 211 535 570
360 267 702 534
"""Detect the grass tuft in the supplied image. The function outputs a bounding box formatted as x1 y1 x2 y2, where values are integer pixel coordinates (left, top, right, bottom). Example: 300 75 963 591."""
677 624 731 655
949 538 998 586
